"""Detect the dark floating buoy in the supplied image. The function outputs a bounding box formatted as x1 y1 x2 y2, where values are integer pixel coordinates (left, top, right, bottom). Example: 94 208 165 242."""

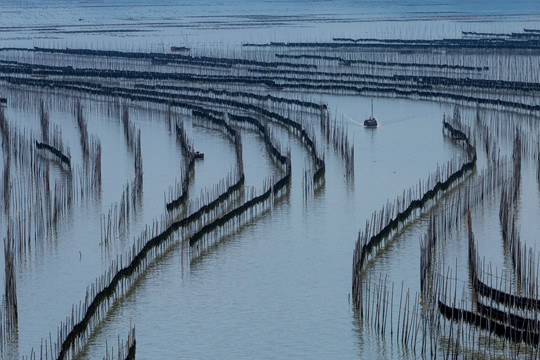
194 151 204 159
170 46 190 52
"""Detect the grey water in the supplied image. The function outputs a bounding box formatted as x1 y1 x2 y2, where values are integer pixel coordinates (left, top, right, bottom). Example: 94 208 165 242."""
0 1 539 359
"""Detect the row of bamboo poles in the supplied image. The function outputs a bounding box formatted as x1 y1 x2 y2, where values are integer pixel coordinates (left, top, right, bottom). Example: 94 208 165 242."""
3 103 104 255
1 109 70 258
34 79 309 184
37 101 71 168
101 324 136 360
319 107 354 178
122 104 143 194
0 94 110 356
415 107 540 356
42 114 289 359
7 42 540 84
497 132 538 296
74 100 101 194
188 110 290 252
354 106 535 357
0 40 535 358
14 51 332 357
101 103 149 244
8 44 519 358
11 55 532 112
360 162 520 359
353 110 477 315
3 44 540 126
4 233 17 336
0 62 326 184
421 110 509 355
447 213 540 353
164 120 196 211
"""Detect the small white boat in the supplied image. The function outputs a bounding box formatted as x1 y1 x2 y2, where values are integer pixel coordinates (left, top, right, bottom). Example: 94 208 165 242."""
363 100 378 128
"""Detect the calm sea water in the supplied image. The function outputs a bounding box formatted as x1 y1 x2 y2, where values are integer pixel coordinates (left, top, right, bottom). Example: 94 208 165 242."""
0 1 539 359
